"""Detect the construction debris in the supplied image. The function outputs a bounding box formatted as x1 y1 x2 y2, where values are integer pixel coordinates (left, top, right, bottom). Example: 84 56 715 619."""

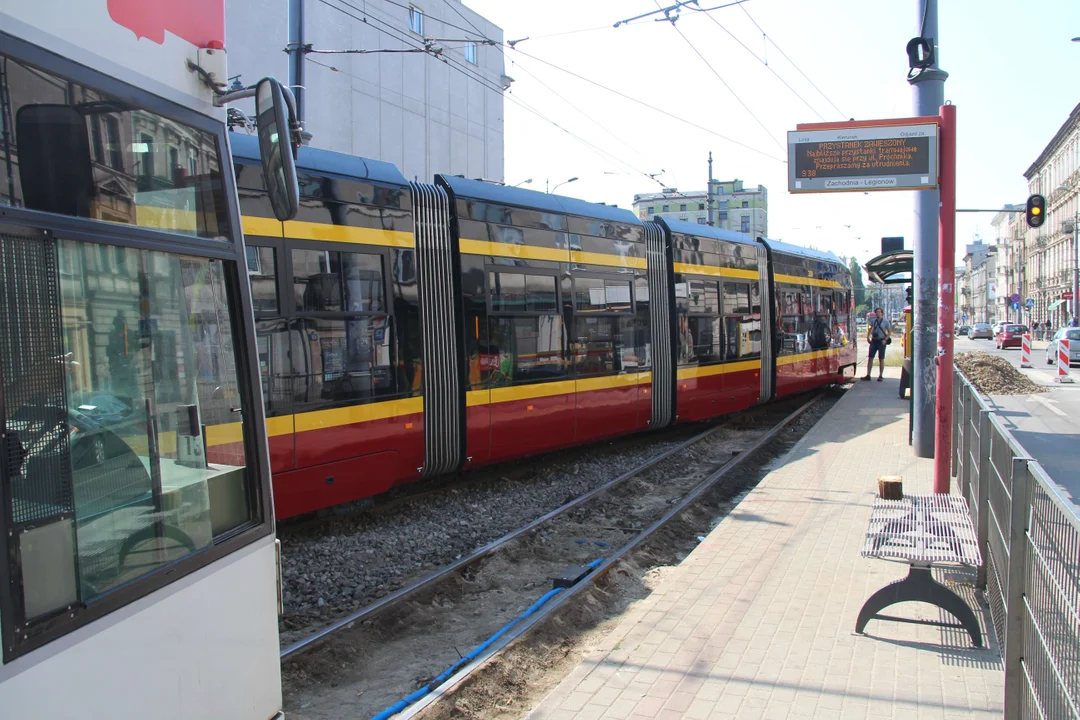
955 351 1045 395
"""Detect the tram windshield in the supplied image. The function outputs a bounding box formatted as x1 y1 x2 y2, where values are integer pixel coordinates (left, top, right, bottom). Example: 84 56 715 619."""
1 51 258 634
0 52 232 241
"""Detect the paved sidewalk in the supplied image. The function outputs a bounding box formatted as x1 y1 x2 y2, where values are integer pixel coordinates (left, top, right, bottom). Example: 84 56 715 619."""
526 368 1004 720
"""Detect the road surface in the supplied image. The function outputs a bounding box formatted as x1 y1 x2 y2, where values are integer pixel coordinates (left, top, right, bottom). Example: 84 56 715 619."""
955 335 1080 506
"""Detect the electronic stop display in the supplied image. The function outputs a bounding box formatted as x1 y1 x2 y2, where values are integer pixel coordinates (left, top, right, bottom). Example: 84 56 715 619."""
788 123 938 193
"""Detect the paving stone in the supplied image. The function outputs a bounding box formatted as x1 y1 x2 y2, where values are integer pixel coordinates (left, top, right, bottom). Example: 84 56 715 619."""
525 372 1005 719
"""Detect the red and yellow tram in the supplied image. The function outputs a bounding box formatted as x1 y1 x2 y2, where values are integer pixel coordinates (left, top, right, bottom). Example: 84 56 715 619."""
227 135 857 519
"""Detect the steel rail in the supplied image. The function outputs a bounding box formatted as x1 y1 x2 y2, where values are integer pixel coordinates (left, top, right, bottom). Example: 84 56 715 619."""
280 406 766 660
397 390 826 719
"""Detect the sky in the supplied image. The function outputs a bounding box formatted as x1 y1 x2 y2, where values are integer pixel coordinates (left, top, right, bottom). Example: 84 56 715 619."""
462 0 1080 268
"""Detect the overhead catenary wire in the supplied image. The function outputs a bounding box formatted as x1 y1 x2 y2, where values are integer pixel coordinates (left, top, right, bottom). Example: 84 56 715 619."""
698 10 827 122
509 59 667 182
667 21 786 151
737 3 847 119
312 0 786 183
509 48 785 163
378 0 492 43
307 2 668 186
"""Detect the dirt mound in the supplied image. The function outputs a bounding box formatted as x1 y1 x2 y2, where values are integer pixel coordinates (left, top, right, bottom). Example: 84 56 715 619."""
955 351 1045 395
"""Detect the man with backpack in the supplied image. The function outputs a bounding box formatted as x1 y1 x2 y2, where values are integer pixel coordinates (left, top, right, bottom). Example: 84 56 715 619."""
863 307 892 382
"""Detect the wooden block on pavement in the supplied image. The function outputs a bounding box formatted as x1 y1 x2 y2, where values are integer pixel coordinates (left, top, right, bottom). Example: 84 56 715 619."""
877 475 903 500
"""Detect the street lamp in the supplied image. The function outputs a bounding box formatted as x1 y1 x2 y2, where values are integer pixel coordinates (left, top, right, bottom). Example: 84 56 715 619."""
511 178 533 187
548 176 578 194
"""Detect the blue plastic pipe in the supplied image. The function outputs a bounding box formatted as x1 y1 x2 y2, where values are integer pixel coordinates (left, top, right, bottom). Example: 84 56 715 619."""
370 557 605 720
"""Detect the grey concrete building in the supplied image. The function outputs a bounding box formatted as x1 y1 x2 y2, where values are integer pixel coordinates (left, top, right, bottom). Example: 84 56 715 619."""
225 0 505 183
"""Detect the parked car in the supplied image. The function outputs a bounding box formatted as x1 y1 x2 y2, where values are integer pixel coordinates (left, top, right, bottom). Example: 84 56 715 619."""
957 325 971 336
995 324 1027 349
969 323 994 339
1046 327 1080 366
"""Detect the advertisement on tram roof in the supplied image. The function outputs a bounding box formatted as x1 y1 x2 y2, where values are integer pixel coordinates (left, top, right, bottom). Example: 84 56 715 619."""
1 0 226 113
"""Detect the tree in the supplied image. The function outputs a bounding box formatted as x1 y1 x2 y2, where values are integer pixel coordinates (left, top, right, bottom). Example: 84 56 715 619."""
849 256 867 311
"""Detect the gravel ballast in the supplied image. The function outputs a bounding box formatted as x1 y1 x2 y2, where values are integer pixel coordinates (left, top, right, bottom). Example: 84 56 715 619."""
278 433 690 639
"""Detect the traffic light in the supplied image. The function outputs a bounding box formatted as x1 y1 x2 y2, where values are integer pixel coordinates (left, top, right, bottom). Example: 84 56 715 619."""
905 285 913 306
1026 194 1046 228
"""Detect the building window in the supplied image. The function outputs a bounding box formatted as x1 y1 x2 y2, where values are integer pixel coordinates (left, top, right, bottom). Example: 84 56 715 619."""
90 118 105 164
742 201 749 208
697 218 707 224
409 6 423 34
105 116 123 170
741 216 750 233
464 41 477 64
698 203 706 210
719 212 728 221
680 204 687 211
647 206 654 214
662 205 669 212
138 133 154 180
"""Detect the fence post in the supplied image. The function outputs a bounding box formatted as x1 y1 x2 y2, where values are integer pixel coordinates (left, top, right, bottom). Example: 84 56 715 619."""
967 386 976 498
1003 457 1031 720
952 373 962 478
975 409 992 590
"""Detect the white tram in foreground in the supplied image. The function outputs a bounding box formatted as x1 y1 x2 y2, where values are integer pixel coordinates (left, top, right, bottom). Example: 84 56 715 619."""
0 2 297 717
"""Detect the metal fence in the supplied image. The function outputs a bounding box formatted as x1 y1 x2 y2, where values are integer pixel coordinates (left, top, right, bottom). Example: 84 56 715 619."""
952 369 1080 719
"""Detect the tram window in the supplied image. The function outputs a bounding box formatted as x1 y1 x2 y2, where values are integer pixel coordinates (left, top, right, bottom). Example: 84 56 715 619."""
293 249 341 311
291 249 385 314
722 282 761 359
343 252 384 312
489 272 525 312
291 317 395 411
686 316 722 363
723 282 751 316
777 285 812 355
247 246 278 313
574 317 616 375
574 277 633 313
0 52 232 240
4 240 258 617
689 280 719 313
490 316 566 385
256 319 294 417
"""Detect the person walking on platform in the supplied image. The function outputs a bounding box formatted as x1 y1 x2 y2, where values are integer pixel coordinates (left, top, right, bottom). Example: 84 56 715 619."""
863 307 891 382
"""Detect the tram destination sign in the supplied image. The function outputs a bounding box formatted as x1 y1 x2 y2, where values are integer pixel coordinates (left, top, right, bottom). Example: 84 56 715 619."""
788 122 939 193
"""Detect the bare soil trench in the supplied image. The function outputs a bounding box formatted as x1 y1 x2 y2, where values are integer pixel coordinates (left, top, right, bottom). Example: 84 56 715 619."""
282 392 839 720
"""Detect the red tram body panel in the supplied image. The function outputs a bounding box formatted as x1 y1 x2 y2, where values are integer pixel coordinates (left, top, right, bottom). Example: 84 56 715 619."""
226 136 857 519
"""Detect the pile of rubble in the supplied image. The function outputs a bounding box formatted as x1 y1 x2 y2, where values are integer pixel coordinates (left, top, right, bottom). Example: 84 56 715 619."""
955 351 1045 395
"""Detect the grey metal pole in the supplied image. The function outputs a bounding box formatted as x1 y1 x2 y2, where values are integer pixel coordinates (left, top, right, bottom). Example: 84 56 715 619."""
707 151 715 226
909 0 948 458
288 0 305 124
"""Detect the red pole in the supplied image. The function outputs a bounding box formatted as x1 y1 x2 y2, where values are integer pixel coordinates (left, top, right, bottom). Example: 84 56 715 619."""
934 103 957 493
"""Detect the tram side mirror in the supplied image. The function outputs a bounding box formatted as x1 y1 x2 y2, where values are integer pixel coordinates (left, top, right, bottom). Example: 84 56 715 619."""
15 105 95 217
254 78 300 222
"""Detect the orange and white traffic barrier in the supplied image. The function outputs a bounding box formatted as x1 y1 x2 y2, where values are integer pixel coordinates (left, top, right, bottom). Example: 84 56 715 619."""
1020 332 1032 368
1056 338 1074 384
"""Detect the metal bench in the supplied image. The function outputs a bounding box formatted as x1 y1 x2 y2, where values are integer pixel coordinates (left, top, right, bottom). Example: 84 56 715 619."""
856 493 984 647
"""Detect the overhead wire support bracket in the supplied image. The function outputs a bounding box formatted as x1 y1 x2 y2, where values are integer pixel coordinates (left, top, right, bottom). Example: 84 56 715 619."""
613 0 699 28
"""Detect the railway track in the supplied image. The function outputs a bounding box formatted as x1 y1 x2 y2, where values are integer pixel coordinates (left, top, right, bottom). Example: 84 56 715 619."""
281 389 837 719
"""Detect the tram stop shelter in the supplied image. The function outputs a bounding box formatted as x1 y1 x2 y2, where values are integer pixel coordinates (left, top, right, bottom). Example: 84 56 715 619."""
864 250 914 287
864 251 915 436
